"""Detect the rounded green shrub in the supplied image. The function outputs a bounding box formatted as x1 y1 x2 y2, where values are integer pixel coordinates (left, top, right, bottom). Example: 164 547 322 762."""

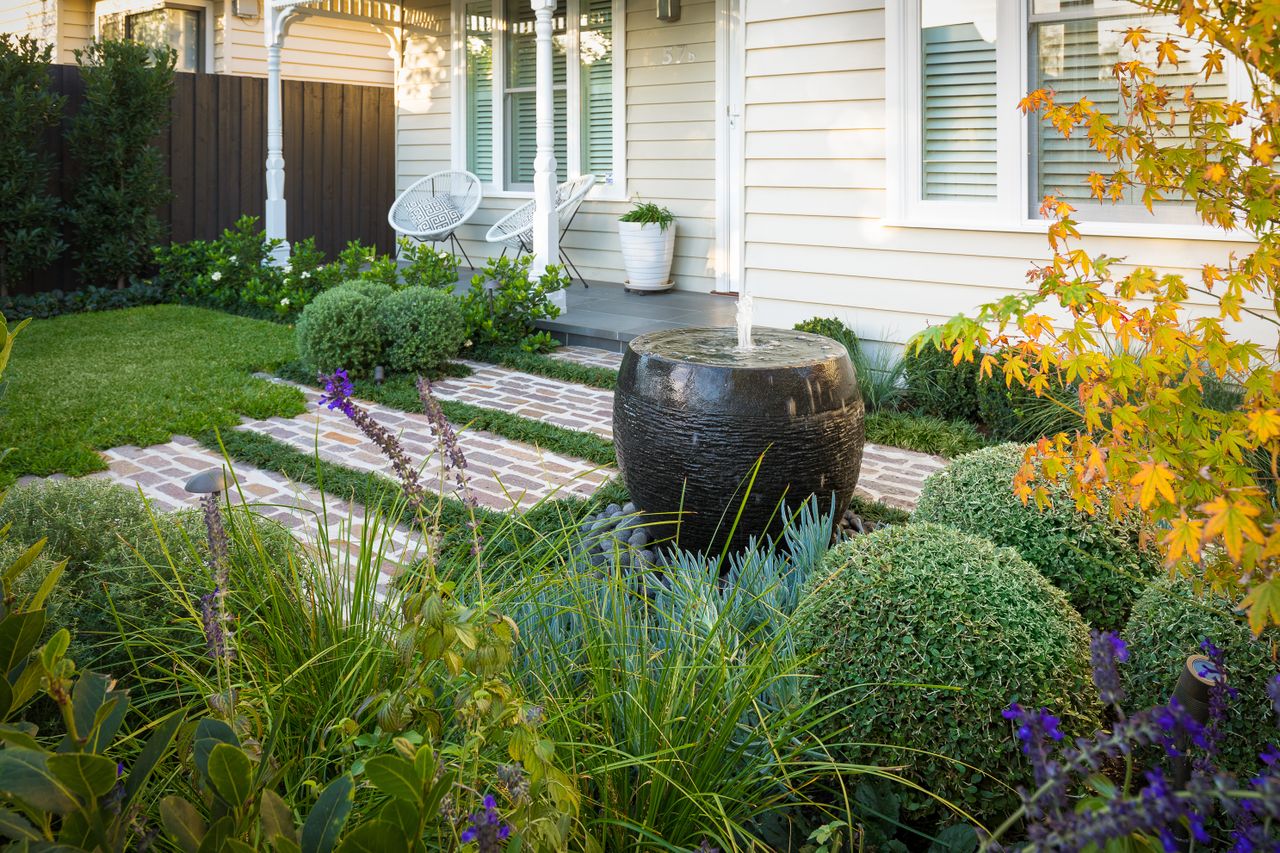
1123 578 1278 774
295 281 386 376
343 279 395 304
914 443 1159 630
376 286 467 374
903 343 980 422
793 522 1099 822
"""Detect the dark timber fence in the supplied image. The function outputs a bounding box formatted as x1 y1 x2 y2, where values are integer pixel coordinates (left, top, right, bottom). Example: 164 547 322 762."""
20 66 395 295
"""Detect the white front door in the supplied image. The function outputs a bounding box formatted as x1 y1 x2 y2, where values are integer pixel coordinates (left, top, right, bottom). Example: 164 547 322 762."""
714 0 745 293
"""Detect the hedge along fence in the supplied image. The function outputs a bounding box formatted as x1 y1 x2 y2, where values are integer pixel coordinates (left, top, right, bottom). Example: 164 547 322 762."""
13 65 395 296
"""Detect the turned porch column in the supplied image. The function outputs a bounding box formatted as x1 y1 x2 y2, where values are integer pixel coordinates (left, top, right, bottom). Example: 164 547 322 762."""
529 0 559 289
264 6 295 266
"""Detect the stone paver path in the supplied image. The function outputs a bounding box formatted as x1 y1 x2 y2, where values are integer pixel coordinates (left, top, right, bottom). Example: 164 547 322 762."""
88 437 424 587
431 361 614 439
548 346 624 370
242 377 615 510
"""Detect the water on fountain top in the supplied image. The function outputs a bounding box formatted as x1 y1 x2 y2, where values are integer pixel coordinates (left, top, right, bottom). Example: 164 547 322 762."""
633 327 846 369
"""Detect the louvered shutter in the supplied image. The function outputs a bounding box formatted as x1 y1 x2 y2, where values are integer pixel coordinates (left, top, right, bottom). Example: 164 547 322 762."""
1032 13 1229 212
465 2 494 182
920 22 998 201
580 0 613 179
505 0 567 187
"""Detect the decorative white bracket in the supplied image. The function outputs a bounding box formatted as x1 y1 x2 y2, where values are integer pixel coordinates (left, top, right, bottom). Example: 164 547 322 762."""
264 4 298 266
530 0 560 304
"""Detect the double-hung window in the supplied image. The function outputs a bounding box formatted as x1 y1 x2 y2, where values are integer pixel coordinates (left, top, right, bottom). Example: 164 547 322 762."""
891 0 1246 230
457 0 623 195
96 0 210 73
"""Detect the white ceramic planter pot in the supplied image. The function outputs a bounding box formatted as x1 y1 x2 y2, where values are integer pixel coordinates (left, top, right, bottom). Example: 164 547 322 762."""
618 220 676 291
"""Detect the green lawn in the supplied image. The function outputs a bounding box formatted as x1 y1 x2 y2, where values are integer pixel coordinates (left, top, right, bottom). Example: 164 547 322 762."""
1 305 305 485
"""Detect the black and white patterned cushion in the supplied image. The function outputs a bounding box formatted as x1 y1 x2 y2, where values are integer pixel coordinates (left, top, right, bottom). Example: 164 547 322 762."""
404 197 460 233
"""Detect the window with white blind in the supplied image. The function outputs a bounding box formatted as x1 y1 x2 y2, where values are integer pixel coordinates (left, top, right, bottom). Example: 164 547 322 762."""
889 0 1247 231
457 0 623 195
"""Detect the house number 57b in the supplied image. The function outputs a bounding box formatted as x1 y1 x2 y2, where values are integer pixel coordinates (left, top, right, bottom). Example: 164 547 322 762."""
662 45 694 64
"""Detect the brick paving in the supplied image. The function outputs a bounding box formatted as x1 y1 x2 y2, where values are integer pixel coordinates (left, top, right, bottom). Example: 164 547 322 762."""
243 376 615 510
431 360 614 439
548 346 624 370
84 437 424 587
857 443 949 510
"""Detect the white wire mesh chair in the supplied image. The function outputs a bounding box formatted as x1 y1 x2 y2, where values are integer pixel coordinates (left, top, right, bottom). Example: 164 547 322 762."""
387 169 483 266
484 174 597 286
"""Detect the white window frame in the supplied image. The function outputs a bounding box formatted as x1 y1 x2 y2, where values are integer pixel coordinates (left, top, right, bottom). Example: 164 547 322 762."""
886 0 1253 242
450 0 626 201
94 0 215 74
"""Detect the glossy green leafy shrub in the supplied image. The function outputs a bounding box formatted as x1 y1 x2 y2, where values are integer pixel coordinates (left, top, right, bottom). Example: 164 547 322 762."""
155 215 337 320
295 281 386 376
1123 577 1277 774
376 287 467 374
914 443 1160 630
793 522 1099 822
461 255 569 352
903 343 981 422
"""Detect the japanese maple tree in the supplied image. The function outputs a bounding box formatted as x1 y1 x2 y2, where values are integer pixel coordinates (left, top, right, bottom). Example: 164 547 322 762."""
918 0 1280 631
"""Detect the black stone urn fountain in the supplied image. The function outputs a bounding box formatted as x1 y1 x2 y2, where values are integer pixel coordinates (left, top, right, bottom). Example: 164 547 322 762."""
613 326 865 554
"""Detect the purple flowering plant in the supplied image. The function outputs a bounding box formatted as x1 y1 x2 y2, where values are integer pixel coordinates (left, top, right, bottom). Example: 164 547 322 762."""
314 368 579 843
981 631 1280 851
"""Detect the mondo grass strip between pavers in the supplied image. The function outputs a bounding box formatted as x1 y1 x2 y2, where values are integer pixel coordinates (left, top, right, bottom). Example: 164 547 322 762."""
471 345 618 391
197 427 628 562
1 305 304 486
276 365 617 467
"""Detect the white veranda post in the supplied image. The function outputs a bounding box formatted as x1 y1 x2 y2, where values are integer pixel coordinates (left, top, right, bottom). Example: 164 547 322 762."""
530 0 563 307
264 6 294 266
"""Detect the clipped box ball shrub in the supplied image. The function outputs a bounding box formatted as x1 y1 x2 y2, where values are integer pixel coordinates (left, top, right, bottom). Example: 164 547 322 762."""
914 443 1159 630
295 281 386 377
376 286 467 374
902 344 980 422
793 522 1099 822
1124 578 1278 774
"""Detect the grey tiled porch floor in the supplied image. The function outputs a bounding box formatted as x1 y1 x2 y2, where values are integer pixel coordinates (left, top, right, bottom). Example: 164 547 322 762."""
452 268 738 352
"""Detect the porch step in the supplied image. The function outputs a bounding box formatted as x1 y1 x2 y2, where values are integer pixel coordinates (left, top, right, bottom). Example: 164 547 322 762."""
536 281 737 353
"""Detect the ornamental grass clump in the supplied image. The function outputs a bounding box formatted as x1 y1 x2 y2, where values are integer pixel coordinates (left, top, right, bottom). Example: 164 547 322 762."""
793 522 1100 823
914 443 1161 630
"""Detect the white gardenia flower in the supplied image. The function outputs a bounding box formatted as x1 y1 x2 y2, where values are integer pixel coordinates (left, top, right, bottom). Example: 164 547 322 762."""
301 270 310 279
211 271 223 282
280 297 291 306
229 255 238 264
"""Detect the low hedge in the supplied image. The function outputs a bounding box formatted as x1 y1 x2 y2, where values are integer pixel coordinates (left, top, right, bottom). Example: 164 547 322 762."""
376 286 467 374
295 282 386 377
914 443 1160 630
1123 577 1279 775
793 522 1099 822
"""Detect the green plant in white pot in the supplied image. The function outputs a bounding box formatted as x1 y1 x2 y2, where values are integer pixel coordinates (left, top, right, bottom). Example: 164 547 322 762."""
618 201 676 292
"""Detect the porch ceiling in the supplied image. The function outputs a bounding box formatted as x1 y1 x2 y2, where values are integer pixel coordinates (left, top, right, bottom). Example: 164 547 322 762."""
267 0 442 35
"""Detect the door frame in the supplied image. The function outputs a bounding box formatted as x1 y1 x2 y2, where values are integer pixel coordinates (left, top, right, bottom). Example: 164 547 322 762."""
714 0 745 293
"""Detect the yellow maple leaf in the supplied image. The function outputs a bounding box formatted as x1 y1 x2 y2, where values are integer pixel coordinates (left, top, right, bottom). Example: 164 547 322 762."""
1204 162 1226 182
1253 140 1276 165
1240 576 1280 634
1156 39 1181 67
1201 495 1264 562
1164 515 1204 562
1124 26 1151 49
1248 408 1280 442
1130 462 1177 509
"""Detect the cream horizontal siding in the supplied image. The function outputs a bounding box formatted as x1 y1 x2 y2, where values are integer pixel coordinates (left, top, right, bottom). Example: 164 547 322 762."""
396 0 718 291
1 0 58 44
225 12 394 85
741 0 1267 347
57 0 92 63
